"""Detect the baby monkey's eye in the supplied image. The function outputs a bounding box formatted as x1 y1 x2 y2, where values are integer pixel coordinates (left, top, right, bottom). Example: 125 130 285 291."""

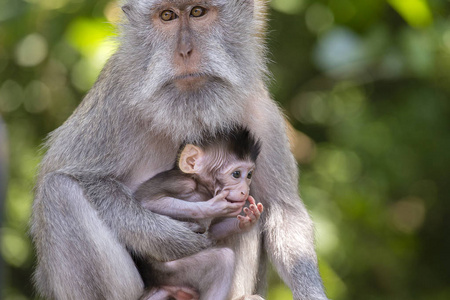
161 10 177 21
232 171 241 179
247 171 253 179
191 6 207 17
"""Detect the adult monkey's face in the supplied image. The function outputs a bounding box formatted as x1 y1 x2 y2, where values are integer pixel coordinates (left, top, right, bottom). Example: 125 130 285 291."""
121 0 259 97
151 4 220 91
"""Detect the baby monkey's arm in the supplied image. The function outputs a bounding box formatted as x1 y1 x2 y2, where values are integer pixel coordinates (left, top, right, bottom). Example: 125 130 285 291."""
135 169 244 220
140 190 244 220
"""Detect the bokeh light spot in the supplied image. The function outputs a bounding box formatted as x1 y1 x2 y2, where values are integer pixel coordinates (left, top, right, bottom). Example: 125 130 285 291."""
25 0 69 10
1 228 31 267
314 213 340 255
66 18 117 90
104 1 122 24
14 33 48 67
24 81 51 113
313 27 364 77
314 148 362 183
271 0 305 15
389 197 426 234
0 80 23 112
267 283 293 300
388 0 433 28
286 121 316 164
305 3 334 34
291 92 330 125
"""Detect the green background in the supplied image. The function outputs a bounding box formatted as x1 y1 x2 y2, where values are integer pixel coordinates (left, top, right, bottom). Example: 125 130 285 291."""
1 0 450 299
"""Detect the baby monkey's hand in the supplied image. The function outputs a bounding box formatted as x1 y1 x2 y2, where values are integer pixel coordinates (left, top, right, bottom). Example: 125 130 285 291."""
237 196 264 231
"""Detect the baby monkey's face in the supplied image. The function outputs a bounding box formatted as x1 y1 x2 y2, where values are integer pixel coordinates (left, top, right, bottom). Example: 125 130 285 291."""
216 160 255 203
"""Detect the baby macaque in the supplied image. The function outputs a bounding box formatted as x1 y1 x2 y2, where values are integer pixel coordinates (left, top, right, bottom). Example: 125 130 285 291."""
133 126 263 300
134 126 263 239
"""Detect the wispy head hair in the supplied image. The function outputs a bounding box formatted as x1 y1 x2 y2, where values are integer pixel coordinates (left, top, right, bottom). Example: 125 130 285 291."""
192 124 261 163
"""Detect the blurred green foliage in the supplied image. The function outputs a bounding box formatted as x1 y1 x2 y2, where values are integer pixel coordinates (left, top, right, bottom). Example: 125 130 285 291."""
1 0 450 299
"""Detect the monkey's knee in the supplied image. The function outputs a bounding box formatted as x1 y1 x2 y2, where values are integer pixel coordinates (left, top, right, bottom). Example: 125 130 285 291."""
36 172 82 207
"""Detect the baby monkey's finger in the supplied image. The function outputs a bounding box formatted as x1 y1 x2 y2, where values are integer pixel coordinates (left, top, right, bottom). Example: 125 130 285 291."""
249 204 260 218
243 207 250 215
237 215 249 222
237 215 251 226
244 207 257 221
216 190 229 199
257 203 264 213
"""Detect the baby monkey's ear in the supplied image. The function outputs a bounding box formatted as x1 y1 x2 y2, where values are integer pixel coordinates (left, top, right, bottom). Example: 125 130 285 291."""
179 144 205 174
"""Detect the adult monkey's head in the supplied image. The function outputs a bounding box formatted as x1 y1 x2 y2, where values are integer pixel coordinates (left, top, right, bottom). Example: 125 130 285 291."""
117 0 268 141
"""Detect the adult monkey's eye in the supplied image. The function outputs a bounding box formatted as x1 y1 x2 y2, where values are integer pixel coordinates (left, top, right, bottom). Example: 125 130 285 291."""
161 10 177 21
191 6 206 17
232 171 241 179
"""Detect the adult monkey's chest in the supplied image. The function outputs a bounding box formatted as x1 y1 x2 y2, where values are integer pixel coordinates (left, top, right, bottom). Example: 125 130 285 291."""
124 138 180 192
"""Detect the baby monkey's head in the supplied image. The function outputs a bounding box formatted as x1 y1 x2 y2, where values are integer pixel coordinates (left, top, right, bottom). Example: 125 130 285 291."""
177 126 261 203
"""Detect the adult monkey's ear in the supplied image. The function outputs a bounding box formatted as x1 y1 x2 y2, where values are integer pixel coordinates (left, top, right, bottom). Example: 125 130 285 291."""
122 4 138 23
179 144 205 174
122 4 131 18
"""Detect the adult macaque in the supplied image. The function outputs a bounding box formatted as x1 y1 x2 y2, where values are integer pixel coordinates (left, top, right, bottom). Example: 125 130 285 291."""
31 0 328 299
134 126 263 299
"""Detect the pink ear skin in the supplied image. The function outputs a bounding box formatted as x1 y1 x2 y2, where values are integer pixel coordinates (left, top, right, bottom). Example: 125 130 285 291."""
178 144 205 174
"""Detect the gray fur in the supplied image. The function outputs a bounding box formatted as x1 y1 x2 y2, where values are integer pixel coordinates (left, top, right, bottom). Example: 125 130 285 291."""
134 168 212 233
31 0 328 299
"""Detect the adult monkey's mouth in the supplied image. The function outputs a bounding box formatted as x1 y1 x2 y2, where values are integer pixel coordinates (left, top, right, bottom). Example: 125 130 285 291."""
170 72 228 90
